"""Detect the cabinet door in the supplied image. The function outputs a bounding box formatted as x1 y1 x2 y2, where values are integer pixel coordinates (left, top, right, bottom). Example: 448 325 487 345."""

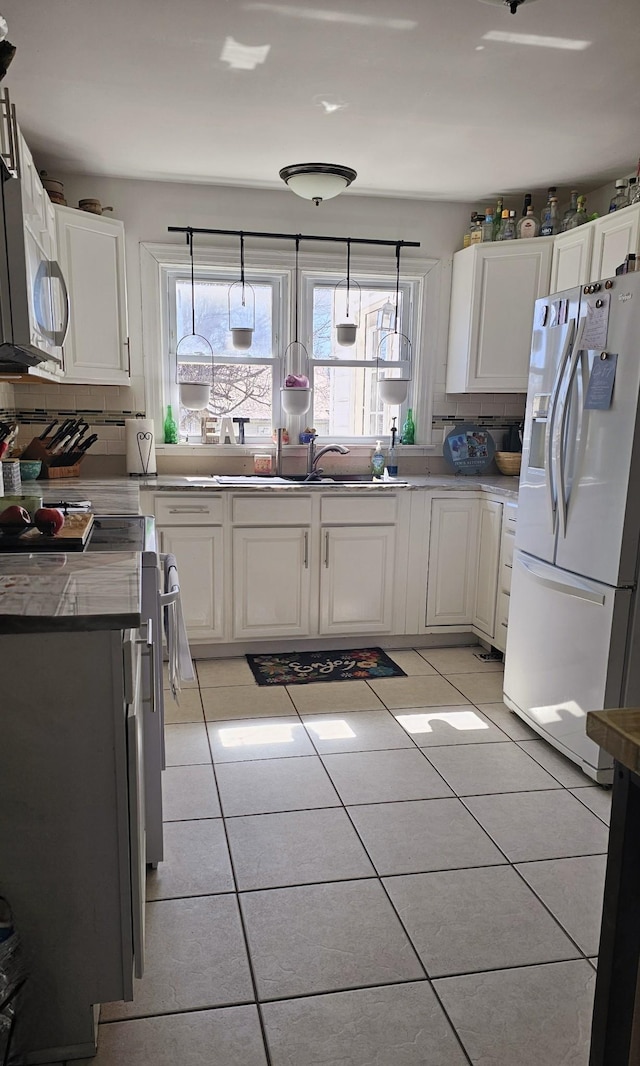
160 526 224 641
17 128 47 232
446 240 553 393
233 526 311 639
56 207 130 384
590 205 640 282
472 499 502 638
426 498 479 626
550 226 594 293
320 525 396 635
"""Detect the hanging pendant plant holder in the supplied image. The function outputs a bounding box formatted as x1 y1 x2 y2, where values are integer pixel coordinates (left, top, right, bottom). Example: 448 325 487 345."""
376 241 412 406
281 237 312 416
334 239 361 346
176 230 214 410
228 234 255 349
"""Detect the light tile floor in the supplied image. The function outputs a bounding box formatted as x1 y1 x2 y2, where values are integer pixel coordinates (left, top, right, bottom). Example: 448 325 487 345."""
82 648 611 1065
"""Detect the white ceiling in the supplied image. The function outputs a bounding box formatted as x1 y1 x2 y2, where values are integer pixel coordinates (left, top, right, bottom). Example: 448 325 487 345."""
2 0 639 202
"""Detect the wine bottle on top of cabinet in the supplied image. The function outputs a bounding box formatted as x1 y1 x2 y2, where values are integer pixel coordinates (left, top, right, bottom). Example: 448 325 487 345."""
470 214 484 244
518 205 540 238
521 193 532 216
492 196 504 241
497 209 517 240
482 210 494 242
565 195 588 229
609 179 629 212
540 196 560 237
463 212 478 248
562 190 578 231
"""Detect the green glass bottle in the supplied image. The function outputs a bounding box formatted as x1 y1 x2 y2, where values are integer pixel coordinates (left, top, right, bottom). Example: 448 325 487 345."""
401 408 415 445
164 404 178 444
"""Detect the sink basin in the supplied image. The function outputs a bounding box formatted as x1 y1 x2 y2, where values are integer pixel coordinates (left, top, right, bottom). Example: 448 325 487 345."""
283 474 408 486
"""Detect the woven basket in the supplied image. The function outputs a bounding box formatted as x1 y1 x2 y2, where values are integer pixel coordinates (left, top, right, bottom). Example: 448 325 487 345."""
494 451 522 476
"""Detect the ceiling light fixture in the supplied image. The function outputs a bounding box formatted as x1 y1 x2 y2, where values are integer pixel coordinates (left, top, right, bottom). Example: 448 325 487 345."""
478 0 538 12
279 163 357 206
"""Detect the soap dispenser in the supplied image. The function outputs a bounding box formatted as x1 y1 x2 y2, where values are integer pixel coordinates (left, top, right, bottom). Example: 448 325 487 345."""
386 418 398 477
371 440 385 479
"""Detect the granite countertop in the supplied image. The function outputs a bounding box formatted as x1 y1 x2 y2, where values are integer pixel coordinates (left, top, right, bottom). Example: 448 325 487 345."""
136 473 520 500
27 478 141 515
587 709 640 774
0 552 141 633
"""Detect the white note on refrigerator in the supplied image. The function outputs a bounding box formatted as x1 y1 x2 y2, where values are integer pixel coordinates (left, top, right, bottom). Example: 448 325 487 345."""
582 292 610 350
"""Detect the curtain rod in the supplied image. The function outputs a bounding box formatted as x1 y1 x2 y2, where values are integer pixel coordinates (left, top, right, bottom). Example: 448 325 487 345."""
167 225 420 249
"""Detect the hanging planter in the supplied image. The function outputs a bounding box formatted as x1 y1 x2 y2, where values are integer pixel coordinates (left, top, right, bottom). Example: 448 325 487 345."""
228 233 255 349
176 230 214 411
376 242 412 406
334 239 361 346
281 237 312 416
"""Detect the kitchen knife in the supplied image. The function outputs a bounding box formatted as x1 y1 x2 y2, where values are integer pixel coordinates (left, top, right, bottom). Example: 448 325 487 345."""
66 433 99 464
48 419 75 449
39 419 58 440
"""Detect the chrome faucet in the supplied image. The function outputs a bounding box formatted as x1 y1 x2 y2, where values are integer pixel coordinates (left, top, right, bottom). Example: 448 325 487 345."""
305 435 350 480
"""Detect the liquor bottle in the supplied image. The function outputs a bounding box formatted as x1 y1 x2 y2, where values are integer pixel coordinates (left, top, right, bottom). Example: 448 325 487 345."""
562 190 578 232
470 214 484 244
492 196 504 241
401 408 415 445
517 205 540 238
497 209 517 240
628 177 640 205
521 193 532 217
163 404 178 444
463 213 478 248
609 179 629 212
565 195 588 229
482 210 494 242
540 197 560 236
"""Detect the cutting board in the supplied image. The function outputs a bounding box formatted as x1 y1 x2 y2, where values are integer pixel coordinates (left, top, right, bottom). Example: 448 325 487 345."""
0 513 94 551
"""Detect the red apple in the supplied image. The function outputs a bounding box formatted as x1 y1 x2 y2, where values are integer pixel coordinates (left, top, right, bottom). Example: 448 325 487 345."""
0 504 31 526
34 507 65 536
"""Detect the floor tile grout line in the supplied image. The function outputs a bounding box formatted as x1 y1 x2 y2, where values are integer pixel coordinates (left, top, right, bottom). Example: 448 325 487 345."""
98 997 259 1026
202 714 274 1066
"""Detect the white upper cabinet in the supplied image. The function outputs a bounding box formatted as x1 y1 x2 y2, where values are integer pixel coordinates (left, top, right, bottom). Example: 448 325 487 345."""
550 226 595 293
446 239 553 393
590 204 640 282
55 205 130 384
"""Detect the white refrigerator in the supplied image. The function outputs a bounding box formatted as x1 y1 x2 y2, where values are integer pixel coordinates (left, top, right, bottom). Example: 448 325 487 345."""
504 271 640 783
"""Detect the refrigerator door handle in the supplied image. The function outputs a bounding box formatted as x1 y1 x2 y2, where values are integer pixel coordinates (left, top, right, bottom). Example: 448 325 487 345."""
518 555 606 606
546 320 576 535
556 345 582 539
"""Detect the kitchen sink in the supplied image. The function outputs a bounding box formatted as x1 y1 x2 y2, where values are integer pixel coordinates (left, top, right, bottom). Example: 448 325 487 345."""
283 474 408 485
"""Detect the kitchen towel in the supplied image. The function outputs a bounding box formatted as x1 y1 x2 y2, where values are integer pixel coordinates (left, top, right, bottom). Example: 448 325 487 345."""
162 553 195 702
125 418 157 476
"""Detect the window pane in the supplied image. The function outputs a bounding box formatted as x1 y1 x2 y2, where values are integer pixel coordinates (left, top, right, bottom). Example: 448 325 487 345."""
312 365 401 438
178 363 273 441
176 279 273 361
312 284 405 362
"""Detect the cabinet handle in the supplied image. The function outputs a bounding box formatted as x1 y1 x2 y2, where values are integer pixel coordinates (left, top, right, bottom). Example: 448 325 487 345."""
324 531 330 568
501 621 508 629
167 505 210 513
303 530 309 569
505 563 513 570
124 337 131 374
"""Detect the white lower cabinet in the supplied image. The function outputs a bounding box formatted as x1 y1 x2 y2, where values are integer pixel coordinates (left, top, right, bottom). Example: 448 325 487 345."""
159 526 224 641
320 525 396 635
233 526 311 639
472 499 503 638
426 497 479 626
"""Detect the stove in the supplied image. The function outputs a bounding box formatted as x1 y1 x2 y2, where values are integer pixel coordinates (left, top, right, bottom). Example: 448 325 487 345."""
87 514 157 555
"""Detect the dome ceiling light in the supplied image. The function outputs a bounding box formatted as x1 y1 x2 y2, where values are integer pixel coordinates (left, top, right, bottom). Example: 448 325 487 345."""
279 163 357 206
478 0 538 11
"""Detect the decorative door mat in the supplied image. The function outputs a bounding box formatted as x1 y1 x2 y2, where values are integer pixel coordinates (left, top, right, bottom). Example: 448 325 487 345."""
246 648 407 687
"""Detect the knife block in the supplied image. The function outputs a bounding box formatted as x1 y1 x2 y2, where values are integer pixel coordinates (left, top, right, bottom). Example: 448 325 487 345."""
20 437 84 479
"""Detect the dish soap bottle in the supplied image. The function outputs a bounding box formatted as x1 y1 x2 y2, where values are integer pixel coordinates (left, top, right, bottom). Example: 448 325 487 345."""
164 404 178 444
371 440 385 479
401 408 415 445
386 417 398 477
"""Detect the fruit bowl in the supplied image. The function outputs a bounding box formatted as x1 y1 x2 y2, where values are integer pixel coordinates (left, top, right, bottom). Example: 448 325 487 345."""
19 459 42 481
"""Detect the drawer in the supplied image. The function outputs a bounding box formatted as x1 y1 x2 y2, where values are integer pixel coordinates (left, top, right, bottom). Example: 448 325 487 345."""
232 494 312 525
155 494 223 525
503 504 518 535
321 495 397 525
496 590 510 631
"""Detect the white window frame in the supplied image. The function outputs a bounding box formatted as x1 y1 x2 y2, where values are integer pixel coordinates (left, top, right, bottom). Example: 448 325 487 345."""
301 268 419 444
141 242 442 450
166 266 284 442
